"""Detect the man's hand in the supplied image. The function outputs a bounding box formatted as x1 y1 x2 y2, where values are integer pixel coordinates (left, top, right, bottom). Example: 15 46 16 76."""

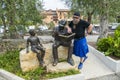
67 27 72 33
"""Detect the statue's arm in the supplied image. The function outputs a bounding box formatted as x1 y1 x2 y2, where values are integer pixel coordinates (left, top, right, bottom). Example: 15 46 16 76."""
37 37 43 47
52 27 58 37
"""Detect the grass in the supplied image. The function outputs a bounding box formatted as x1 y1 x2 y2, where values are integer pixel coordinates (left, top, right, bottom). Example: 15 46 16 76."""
0 50 80 80
46 69 80 79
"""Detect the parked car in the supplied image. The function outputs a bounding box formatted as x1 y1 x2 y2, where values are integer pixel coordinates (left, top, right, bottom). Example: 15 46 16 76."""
0 26 4 33
110 23 120 30
38 25 48 31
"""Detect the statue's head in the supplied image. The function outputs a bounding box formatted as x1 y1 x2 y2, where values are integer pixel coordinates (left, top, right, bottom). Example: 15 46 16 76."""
29 29 36 36
58 20 67 30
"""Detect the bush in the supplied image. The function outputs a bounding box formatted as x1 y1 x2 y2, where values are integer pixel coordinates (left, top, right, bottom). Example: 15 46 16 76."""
116 24 120 31
97 36 114 52
0 50 45 80
97 27 120 57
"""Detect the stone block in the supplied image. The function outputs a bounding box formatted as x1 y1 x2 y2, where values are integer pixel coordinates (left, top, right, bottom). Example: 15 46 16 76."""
20 43 75 73
20 49 39 72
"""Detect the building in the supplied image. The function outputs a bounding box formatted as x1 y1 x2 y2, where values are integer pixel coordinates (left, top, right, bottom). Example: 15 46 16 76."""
42 9 71 26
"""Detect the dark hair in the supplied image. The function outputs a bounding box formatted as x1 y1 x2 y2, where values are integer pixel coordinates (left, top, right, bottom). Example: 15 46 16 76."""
73 12 80 16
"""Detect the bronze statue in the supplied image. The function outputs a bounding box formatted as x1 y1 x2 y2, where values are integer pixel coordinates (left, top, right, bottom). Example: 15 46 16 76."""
26 29 45 67
52 20 75 66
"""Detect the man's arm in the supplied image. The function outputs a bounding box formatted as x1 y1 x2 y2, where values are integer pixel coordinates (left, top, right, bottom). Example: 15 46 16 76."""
66 21 72 33
66 26 72 33
87 24 93 34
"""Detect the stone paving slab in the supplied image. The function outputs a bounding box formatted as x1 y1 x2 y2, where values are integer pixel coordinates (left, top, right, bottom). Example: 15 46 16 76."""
49 74 84 80
88 74 120 80
0 76 7 80
77 52 115 80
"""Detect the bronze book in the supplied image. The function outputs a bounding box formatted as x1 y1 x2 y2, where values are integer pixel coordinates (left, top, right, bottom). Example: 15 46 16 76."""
58 33 75 41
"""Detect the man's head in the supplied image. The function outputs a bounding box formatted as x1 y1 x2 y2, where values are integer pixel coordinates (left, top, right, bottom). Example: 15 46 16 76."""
73 12 80 24
58 20 67 30
29 29 36 36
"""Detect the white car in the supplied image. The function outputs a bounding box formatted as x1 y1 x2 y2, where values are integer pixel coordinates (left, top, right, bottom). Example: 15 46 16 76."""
110 23 120 30
39 26 48 31
0 26 4 33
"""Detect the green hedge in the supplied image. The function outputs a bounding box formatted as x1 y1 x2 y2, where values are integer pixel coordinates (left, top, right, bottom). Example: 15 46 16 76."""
97 25 120 57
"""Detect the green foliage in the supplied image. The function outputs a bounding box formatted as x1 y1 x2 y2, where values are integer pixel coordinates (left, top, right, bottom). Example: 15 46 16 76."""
0 50 20 72
97 36 114 52
97 28 120 57
0 0 44 37
118 18 120 23
0 50 79 79
116 25 120 31
46 69 80 79
63 0 120 38
63 0 120 20
0 50 45 80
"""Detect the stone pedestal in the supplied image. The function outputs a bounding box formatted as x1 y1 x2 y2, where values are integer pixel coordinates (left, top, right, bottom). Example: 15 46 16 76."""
20 50 39 72
20 43 77 72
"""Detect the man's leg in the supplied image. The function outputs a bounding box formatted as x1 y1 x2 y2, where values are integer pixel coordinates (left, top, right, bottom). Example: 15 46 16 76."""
67 44 75 66
52 41 60 66
31 47 42 66
37 46 46 66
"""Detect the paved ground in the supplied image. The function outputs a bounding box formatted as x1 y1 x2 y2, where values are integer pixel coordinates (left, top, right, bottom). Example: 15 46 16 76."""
78 52 114 80
85 35 120 80
88 74 120 80
0 76 6 80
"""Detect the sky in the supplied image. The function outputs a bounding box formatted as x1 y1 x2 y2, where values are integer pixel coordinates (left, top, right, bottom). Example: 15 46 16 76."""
43 0 69 10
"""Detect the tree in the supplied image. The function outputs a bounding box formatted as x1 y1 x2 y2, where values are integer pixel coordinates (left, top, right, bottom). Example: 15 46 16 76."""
62 0 120 39
97 0 120 39
62 0 99 23
0 0 44 38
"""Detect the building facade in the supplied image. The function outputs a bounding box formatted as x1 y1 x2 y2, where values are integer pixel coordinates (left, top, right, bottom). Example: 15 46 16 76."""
42 9 71 26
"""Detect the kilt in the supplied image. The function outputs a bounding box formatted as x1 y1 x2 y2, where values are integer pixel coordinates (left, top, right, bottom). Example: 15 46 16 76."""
73 37 89 58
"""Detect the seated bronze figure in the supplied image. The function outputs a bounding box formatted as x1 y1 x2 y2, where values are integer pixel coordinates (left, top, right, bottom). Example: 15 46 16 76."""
52 20 75 66
26 29 45 67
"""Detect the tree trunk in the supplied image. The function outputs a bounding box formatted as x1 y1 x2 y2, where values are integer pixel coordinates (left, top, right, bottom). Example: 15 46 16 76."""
97 0 109 41
87 12 92 23
8 0 18 39
97 13 108 41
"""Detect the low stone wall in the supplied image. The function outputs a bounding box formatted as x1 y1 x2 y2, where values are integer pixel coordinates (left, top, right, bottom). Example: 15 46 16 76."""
0 39 26 53
0 38 53 54
0 69 25 80
89 45 120 73
36 30 53 35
